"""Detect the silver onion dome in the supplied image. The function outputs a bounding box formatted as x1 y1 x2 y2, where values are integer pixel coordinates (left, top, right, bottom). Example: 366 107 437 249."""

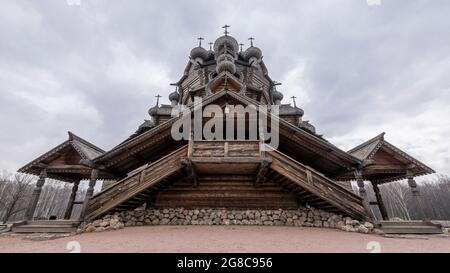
169 91 180 106
169 91 180 102
216 59 236 74
214 35 239 54
272 90 284 105
190 46 209 61
244 46 262 61
148 105 159 116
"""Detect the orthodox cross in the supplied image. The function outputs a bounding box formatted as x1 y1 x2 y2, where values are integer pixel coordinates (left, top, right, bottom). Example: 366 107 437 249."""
156 94 162 107
239 43 244 52
291 96 297 108
208 42 213 51
197 37 204 47
248 37 255 47
222 24 231 36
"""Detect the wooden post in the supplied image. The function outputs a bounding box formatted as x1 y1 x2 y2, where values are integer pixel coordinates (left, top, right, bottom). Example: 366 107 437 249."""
25 169 47 221
371 182 389 220
407 169 426 220
188 129 194 157
355 169 373 220
81 169 98 220
64 180 80 220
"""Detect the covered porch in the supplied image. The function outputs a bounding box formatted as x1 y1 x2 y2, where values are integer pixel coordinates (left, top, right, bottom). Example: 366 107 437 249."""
337 133 435 221
17 132 115 222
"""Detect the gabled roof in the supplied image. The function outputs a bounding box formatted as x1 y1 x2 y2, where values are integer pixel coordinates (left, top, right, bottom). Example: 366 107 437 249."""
348 132 385 161
94 89 361 173
18 132 105 181
68 132 105 160
344 133 435 183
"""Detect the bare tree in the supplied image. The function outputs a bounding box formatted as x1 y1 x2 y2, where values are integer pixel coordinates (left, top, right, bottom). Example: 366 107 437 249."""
0 171 35 223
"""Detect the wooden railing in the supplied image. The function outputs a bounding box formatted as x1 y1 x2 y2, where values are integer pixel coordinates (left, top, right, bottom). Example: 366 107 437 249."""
85 145 188 220
266 146 367 220
189 140 261 158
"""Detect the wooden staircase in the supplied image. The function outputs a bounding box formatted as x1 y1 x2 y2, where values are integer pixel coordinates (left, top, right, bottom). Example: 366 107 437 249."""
377 220 443 234
84 141 368 221
85 145 188 220
266 147 367 220
12 220 81 233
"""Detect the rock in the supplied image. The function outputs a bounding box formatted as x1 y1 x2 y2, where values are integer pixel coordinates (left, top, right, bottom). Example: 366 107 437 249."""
82 208 353 230
92 220 102 227
84 225 96 233
95 227 106 232
313 220 322 227
344 217 353 225
341 225 355 232
357 225 369 234
160 219 170 225
363 222 374 230
372 228 384 235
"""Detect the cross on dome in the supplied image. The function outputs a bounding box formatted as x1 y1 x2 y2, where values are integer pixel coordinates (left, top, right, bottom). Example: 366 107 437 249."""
155 94 162 107
222 24 231 36
197 37 204 47
248 37 255 47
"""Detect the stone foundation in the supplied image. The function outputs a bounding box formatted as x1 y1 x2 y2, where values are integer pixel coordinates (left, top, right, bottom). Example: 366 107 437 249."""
83 207 381 234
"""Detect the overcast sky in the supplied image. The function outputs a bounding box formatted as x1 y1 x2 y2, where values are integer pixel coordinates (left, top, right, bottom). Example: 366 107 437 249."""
1 0 449 179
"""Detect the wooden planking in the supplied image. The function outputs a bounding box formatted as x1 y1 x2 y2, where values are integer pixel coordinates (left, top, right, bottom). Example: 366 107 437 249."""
154 173 298 209
192 141 260 158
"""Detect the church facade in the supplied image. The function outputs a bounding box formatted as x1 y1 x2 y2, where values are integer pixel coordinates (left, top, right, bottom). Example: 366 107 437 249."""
18 28 434 226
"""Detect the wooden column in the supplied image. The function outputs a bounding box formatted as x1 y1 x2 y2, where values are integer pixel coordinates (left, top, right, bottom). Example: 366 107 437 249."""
355 169 373 220
81 169 98 220
407 170 426 220
371 182 389 220
25 169 47 220
64 180 80 220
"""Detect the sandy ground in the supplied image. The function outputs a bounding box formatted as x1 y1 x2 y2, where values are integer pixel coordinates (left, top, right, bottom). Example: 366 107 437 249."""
0 226 449 253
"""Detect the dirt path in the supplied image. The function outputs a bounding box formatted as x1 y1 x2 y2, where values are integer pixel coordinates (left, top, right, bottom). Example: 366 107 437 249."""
1 226 449 253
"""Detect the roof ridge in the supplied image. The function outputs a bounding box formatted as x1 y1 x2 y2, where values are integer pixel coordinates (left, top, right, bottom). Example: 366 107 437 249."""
68 131 105 154
348 132 385 154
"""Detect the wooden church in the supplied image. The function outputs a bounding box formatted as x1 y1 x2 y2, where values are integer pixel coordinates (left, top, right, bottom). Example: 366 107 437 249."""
16 27 435 232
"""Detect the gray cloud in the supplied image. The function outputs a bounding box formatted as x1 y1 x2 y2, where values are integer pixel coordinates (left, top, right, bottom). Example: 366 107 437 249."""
1 0 449 177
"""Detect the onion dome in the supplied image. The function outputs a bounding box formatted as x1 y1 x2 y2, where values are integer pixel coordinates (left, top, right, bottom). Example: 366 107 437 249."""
300 121 316 134
216 59 236 74
169 91 180 102
214 35 239 54
272 90 284 105
190 46 209 61
244 46 262 61
295 107 305 117
148 105 159 116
